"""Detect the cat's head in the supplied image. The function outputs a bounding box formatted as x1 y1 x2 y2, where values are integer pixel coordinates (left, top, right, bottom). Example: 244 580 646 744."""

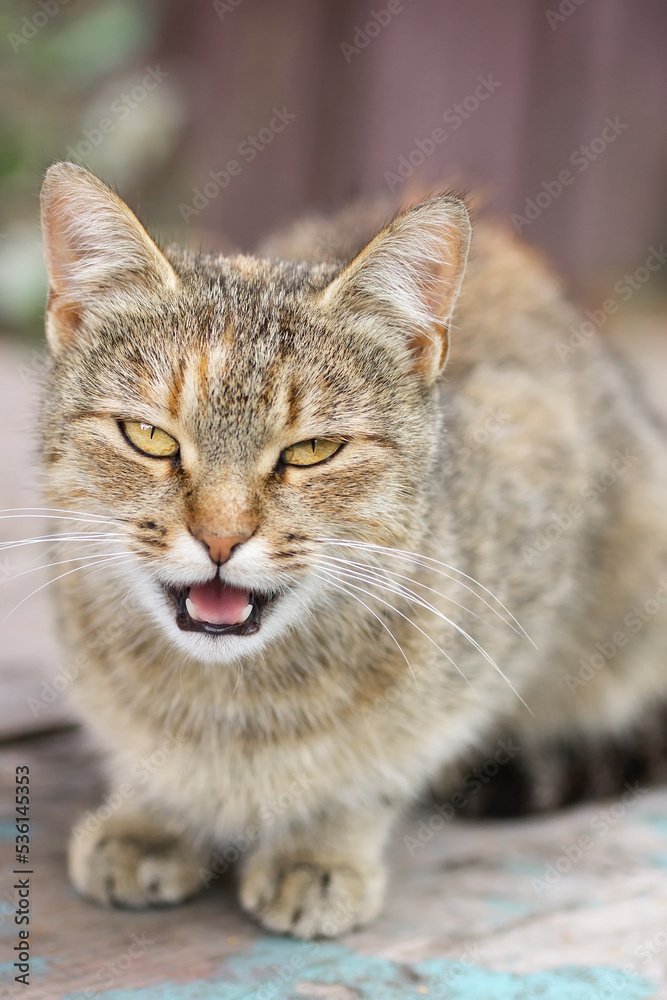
40 163 470 664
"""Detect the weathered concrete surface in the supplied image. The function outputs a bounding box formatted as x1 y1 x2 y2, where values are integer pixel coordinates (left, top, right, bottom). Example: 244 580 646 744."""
2 730 667 998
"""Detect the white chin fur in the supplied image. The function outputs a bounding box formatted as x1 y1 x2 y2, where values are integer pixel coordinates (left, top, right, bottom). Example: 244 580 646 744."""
144 586 308 665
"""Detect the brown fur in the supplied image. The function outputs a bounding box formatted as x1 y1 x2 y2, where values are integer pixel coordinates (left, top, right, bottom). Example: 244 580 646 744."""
39 163 667 939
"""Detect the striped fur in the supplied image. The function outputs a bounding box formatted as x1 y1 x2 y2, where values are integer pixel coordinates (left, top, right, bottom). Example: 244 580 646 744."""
38 163 667 939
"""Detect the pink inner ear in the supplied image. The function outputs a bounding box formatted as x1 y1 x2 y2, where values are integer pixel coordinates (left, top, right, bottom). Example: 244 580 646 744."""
42 193 78 298
319 197 470 382
46 296 82 349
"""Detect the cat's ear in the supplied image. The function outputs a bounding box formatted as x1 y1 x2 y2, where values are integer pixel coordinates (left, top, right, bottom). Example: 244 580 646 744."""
320 197 470 381
40 162 179 351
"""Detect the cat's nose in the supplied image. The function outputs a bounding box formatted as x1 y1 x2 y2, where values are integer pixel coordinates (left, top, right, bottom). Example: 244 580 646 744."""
197 533 250 565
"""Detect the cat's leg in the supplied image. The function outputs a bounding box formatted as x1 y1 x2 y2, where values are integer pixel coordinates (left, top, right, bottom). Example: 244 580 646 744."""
68 802 207 909
239 803 399 939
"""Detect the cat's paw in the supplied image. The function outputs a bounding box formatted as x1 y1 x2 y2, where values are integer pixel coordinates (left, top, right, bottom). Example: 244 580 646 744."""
68 812 203 909
239 851 386 939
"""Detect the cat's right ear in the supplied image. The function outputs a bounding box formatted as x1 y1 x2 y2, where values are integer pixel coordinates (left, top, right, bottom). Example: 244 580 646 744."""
40 162 180 351
319 196 471 383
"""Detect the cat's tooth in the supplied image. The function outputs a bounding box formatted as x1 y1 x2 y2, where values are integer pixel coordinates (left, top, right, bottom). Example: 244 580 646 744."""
238 603 253 623
185 597 202 622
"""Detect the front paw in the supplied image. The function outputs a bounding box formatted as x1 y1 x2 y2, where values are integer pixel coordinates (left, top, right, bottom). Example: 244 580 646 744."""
239 851 386 939
69 812 203 909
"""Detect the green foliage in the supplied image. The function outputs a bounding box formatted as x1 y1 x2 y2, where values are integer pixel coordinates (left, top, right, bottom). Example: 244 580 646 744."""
1 0 165 337
44 2 153 86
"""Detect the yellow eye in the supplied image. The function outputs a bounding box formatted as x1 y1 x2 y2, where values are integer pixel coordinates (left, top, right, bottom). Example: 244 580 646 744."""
280 439 342 467
121 420 179 458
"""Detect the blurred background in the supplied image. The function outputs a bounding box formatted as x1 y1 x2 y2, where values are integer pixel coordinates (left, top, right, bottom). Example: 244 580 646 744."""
1 0 667 340
3 7 667 987
1 0 667 740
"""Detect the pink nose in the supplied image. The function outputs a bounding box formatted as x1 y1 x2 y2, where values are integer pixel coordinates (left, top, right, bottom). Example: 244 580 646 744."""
197 533 250 565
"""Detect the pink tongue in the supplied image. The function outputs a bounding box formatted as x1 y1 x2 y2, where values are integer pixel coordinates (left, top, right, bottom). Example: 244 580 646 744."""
188 580 251 625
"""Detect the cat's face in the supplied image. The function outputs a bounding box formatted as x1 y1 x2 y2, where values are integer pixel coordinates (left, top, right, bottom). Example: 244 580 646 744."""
40 164 470 664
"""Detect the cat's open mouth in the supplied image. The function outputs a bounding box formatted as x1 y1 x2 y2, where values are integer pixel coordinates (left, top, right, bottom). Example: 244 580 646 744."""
164 579 276 637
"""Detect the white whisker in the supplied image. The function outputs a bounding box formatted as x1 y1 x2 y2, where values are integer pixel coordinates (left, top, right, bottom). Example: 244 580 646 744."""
313 569 477 697
322 564 531 714
311 571 425 703
318 537 535 646
0 507 122 524
0 534 122 552
318 553 492 630
0 548 127 586
0 553 133 629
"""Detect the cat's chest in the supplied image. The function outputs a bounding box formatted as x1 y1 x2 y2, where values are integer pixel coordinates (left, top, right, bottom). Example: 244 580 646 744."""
95 671 466 838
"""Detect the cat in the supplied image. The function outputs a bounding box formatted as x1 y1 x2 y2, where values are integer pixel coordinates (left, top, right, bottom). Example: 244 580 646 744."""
38 161 667 939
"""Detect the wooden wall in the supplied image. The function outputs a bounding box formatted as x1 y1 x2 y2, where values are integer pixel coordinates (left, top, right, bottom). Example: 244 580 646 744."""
149 0 667 291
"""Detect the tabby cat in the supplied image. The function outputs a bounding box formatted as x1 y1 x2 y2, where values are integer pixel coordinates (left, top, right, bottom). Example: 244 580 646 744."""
38 162 667 939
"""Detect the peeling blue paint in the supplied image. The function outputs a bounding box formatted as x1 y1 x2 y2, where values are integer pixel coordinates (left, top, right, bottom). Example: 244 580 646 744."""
638 811 667 840
484 895 534 919
502 856 549 878
0 818 17 840
0 818 38 840
637 810 667 867
0 916 17 938
61 938 657 999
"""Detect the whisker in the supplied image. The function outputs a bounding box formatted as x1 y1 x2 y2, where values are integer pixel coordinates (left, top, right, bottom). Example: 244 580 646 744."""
0 507 121 524
366 542 534 643
0 548 127 586
318 553 492 630
323 564 531 714
322 559 485 633
0 534 122 552
0 553 133 629
313 569 476 697
311 571 424 703
318 537 535 645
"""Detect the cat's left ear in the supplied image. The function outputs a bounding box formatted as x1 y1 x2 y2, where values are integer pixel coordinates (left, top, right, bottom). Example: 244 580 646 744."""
319 197 471 382
40 162 180 351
